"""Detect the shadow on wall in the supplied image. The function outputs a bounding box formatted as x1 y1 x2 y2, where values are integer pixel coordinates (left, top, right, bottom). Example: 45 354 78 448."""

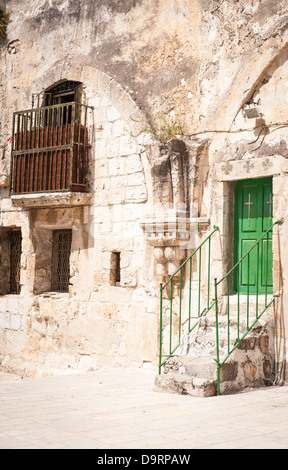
273 229 286 384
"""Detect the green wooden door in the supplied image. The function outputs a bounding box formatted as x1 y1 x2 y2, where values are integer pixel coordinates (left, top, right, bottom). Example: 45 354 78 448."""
235 177 273 294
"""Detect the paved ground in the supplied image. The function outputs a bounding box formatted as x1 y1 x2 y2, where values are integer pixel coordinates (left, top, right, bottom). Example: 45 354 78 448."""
0 367 288 449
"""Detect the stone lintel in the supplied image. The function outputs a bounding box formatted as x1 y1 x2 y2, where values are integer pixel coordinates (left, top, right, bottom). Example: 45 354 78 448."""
215 155 288 181
11 192 92 209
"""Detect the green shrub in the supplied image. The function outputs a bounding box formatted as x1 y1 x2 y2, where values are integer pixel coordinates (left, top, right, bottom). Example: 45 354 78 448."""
141 113 183 143
0 10 11 38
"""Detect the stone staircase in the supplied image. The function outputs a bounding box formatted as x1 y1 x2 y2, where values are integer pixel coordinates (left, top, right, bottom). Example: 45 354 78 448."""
155 298 275 397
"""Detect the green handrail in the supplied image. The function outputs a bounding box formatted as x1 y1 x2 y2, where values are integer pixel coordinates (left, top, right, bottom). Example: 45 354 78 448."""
158 225 219 374
214 220 282 395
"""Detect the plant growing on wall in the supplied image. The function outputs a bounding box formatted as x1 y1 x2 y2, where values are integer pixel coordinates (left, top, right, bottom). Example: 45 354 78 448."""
0 10 11 37
141 113 183 143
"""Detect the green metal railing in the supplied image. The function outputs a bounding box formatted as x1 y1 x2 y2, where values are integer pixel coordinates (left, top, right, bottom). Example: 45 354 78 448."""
158 226 219 374
214 220 282 395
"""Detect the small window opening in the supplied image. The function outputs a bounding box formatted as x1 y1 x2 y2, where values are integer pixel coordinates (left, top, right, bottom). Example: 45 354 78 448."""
51 229 72 292
44 80 82 126
45 81 82 106
111 252 121 286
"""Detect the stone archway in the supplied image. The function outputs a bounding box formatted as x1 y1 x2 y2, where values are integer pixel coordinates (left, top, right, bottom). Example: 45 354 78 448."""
28 64 154 204
203 25 288 131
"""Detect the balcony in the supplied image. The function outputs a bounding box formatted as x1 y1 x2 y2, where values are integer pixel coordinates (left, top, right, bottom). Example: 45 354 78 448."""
10 102 91 207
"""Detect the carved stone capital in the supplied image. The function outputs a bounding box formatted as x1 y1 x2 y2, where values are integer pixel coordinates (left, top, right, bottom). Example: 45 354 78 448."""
141 215 210 281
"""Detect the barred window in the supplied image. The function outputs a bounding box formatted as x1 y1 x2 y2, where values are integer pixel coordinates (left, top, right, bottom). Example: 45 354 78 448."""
51 230 72 292
9 230 22 294
0 228 22 295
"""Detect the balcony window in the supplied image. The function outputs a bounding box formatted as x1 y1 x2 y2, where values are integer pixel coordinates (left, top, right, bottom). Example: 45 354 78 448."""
10 81 90 195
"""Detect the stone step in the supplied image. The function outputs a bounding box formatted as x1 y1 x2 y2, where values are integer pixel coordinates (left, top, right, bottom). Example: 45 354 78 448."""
179 332 238 358
161 321 260 362
155 356 218 397
163 355 217 379
176 316 249 358
156 319 275 397
220 294 272 317
155 372 217 398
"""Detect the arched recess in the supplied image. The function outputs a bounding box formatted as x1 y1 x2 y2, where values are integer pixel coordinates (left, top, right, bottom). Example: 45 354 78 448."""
207 20 288 130
232 42 288 125
28 63 153 203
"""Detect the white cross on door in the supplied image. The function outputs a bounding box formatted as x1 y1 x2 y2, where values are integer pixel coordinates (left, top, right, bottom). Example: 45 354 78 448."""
245 193 254 220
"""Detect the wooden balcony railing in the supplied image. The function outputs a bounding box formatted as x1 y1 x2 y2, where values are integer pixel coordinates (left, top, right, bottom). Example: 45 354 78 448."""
10 102 90 194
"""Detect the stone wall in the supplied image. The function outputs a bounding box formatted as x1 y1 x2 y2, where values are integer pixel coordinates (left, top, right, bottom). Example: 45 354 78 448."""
0 67 159 375
1 0 288 380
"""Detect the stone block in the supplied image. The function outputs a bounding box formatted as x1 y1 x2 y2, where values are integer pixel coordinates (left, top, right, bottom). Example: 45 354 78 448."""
95 138 107 158
243 361 257 383
121 269 137 287
87 301 101 319
125 154 143 174
0 312 9 329
220 361 238 382
101 251 112 270
6 298 19 315
108 158 120 176
96 122 113 139
106 138 120 159
5 330 26 355
118 341 127 357
10 315 21 331
38 297 54 319
0 174 9 187
107 286 133 304
0 198 14 211
113 120 125 137
141 313 158 361
263 359 273 380
119 135 137 156
97 159 109 178
109 189 126 204
125 186 147 203
127 172 145 186
116 304 133 322
96 106 107 122
238 336 256 351
0 297 7 312
107 106 121 122
54 298 70 316
110 175 127 189
259 335 269 354
78 355 98 370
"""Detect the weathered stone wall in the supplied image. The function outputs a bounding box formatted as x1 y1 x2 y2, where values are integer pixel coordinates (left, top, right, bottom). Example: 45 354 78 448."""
1 0 288 379
2 0 287 143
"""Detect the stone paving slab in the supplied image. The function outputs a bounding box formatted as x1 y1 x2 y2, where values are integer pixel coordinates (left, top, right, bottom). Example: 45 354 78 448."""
0 368 288 449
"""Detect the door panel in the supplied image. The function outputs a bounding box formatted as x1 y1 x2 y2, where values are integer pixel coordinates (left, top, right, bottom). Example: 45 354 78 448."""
235 177 273 294
261 238 273 287
240 239 258 287
242 185 258 232
263 184 273 231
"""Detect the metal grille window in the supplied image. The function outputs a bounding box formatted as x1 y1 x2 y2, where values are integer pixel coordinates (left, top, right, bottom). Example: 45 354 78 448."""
10 230 22 294
51 230 72 292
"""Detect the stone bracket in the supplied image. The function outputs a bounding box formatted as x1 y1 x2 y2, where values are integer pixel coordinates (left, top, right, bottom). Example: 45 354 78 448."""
141 216 210 281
